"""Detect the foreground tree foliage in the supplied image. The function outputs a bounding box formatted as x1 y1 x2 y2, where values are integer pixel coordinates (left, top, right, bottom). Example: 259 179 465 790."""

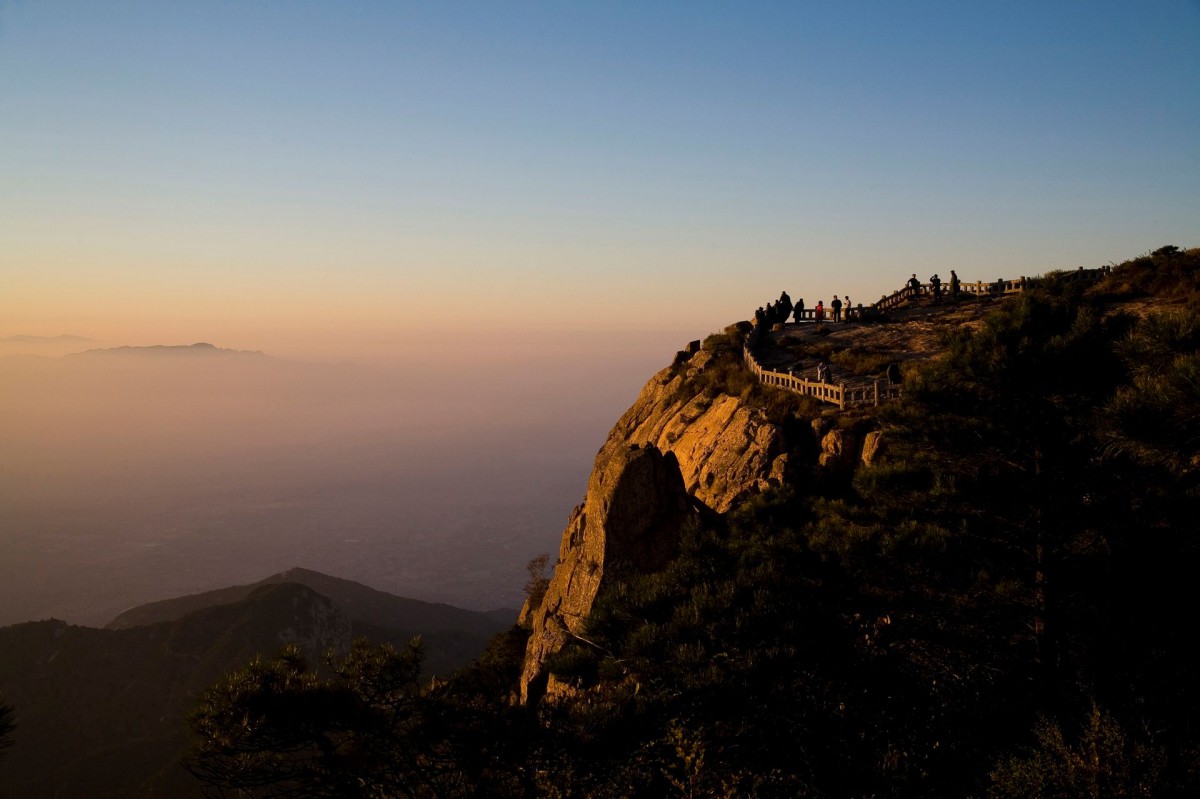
0 699 14 762
189 640 434 797
188 632 535 798
190 248 1200 797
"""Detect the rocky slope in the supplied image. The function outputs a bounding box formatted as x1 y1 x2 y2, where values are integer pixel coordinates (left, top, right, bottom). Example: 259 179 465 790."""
518 272 1184 704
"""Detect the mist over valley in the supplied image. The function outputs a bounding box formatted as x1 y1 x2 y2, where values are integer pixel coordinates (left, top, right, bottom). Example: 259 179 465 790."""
0 330 686 626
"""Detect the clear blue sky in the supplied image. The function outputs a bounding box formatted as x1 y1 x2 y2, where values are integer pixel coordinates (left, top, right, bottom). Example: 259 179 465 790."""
2 1 1197 353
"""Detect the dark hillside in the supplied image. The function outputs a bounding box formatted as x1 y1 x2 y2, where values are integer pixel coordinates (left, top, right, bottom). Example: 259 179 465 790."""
531 248 1200 797
184 247 1200 798
0 574 512 798
0 583 344 798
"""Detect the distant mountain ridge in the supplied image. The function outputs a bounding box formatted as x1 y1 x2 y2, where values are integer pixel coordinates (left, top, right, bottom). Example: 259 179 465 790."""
69 342 266 357
0 571 515 798
108 566 513 637
0 583 352 797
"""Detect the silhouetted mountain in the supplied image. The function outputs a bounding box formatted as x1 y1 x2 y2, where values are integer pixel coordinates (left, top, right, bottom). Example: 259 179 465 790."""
0 576 514 798
0 583 344 797
108 567 511 639
69 342 266 357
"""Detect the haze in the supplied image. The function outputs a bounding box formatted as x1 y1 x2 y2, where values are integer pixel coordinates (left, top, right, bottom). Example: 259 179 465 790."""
1 2 1197 625
0 331 696 625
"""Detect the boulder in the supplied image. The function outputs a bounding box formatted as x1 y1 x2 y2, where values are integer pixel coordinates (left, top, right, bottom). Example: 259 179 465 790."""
861 430 885 466
818 428 858 470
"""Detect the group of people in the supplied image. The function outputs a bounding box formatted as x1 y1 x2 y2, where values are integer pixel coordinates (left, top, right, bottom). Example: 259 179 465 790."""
906 271 961 302
749 291 857 327
752 292 863 328
810 294 859 322
752 291 796 330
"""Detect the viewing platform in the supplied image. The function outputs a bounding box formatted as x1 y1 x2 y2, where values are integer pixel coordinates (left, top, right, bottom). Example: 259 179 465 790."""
742 266 1111 409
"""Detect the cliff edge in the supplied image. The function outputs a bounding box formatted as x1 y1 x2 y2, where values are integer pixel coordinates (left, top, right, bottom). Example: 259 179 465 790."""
519 344 797 703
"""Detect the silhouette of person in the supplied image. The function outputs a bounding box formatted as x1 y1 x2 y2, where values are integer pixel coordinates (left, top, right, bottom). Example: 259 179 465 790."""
930 274 942 301
949 270 960 299
778 291 793 321
814 300 825 322
793 298 805 323
907 273 921 291
831 295 843 323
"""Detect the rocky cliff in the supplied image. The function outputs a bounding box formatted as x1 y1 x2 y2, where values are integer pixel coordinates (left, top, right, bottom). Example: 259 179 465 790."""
519 347 799 702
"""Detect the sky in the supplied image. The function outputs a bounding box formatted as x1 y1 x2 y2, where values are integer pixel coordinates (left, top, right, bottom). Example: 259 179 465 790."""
0 1 1198 620
2 1 1197 358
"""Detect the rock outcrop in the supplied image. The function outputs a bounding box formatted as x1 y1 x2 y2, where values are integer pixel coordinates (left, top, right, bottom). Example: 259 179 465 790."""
520 442 698 703
861 430 885 466
520 350 798 702
606 362 786 513
818 428 857 470
519 347 889 703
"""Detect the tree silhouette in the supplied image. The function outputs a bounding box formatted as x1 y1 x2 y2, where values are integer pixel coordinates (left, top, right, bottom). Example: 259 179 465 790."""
0 698 14 762
187 640 446 798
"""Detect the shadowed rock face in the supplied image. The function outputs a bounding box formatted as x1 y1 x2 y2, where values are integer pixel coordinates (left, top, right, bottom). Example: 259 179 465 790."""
519 442 698 704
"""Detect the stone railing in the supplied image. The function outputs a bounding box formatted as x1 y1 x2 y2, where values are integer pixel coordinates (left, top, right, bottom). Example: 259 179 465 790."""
788 306 870 323
743 346 901 410
874 276 1028 312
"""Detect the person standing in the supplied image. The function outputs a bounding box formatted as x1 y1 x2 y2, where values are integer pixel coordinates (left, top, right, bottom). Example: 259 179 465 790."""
949 270 960 299
779 291 793 320
815 300 825 322
793 298 805 323
831 295 843 323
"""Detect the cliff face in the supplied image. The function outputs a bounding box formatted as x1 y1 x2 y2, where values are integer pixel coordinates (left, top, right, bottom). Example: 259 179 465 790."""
607 358 788 513
519 442 698 702
519 351 791 703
